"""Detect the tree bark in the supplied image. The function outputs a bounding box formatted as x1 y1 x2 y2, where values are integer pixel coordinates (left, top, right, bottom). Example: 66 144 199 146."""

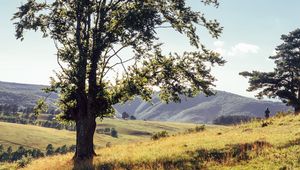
73 114 96 161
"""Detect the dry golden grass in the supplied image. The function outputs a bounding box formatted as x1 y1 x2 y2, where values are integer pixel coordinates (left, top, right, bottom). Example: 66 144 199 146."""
4 114 300 169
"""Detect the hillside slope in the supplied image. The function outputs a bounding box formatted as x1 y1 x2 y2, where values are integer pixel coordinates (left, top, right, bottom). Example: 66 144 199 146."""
0 81 290 123
16 114 300 170
0 119 196 150
0 81 57 108
114 91 290 123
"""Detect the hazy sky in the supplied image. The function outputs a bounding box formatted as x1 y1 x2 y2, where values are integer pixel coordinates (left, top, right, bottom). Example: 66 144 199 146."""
1 0 300 98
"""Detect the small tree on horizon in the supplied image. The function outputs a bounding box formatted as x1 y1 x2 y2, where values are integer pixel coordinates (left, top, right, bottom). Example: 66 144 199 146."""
240 28 300 113
13 0 224 161
122 112 129 120
129 115 137 120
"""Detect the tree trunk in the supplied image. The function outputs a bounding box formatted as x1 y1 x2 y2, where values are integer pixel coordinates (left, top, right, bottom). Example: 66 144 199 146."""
73 116 96 161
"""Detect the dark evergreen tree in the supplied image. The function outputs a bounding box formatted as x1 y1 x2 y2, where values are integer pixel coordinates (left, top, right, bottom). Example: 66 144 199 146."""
60 145 68 154
55 147 61 154
129 115 137 120
111 128 118 138
31 149 44 158
13 0 224 161
0 152 9 162
11 146 27 161
122 112 130 120
240 28 300 113
46 144 54 156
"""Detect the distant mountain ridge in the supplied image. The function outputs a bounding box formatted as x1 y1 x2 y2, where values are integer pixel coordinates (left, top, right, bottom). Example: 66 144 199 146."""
0 81 57 108
114 91 290 123
0 81 290 123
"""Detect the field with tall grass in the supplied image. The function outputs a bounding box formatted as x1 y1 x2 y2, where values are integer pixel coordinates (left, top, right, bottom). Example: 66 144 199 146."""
0 118 196 151
1 113 297 169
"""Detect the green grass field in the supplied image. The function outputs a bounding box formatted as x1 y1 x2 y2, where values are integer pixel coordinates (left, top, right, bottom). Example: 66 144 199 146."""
2 113 298 170
0 118 196 151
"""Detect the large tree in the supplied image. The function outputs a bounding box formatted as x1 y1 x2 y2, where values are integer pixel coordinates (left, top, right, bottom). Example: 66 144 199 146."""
240 28 300 113
13 0 224 161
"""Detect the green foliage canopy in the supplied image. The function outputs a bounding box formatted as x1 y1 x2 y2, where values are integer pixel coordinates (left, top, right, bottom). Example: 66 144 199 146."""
13 0 224 120
240 28 300 112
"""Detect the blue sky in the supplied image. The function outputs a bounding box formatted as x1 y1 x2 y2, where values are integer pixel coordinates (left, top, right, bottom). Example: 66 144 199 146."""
1 0 300 98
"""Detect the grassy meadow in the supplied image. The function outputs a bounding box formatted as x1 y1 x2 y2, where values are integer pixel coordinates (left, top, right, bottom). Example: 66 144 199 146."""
0 118 196 151
2 113 300 170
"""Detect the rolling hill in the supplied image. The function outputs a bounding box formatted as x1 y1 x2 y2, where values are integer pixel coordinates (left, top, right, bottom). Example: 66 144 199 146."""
0 119 196 150
0 81 290 123
114 91 290 123
0 81 57 108
0 119 197 169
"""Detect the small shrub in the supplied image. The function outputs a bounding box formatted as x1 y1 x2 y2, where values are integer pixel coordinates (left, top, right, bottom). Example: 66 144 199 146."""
195 125 205 132
129 115 136 120
17 156 31 168
151 131 169 140
261 122 268 127
60 145 68 154
186 125 205 134
111 128 118 138
261 121 272 127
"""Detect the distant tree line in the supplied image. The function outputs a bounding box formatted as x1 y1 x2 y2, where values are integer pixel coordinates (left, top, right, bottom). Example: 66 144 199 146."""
121 112 136 120
0 104 59 115
0 144 75 163
45 144 76 156
0 112 76 131
0 104 19 114
213 115 255 125
96 127 118 138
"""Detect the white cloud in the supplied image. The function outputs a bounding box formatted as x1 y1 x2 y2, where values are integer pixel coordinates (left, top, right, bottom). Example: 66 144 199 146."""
213 41 260 58
213 40 225 47
228 43 260 57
